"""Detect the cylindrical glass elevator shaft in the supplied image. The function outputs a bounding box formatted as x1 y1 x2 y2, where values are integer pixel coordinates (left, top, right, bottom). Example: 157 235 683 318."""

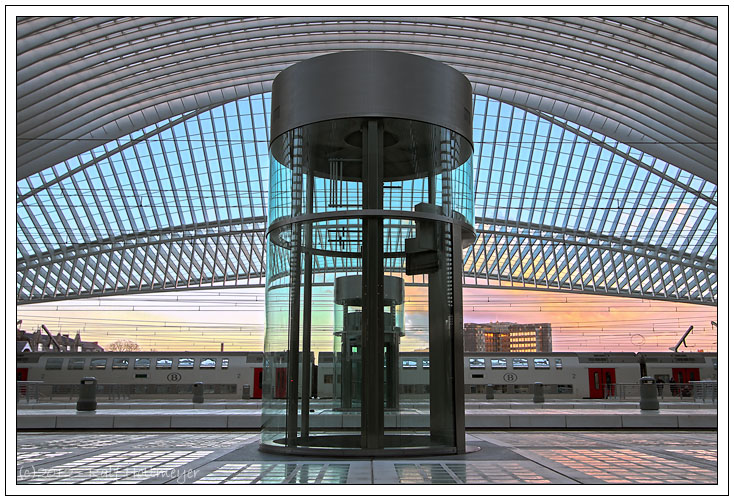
261 51 475 456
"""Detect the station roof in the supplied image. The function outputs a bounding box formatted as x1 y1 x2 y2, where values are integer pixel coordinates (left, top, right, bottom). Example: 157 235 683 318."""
16 16 718 305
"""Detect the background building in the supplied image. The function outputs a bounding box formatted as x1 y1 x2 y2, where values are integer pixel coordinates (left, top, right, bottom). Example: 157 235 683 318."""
464 322 552 352
16 323 105 353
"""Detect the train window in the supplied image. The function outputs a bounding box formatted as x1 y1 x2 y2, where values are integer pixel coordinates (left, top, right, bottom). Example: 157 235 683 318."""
221 358 229 369
324 374 333 384
90 358 107 370
45 358 63 370
469 358 486 369
402 359 417 369
533 358 550 369
156 358 173 369
68 358 85 370
490 358 507 369
178 358 195 369
471 374 484 379
555 358 563 369
558 384 573 394
134 358 151 370
422 359 430 369
112 358 129 370
512 358 529 369
200 358 216 369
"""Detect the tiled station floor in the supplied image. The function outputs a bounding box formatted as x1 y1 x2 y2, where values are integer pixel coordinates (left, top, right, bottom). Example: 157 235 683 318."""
15 431 717 486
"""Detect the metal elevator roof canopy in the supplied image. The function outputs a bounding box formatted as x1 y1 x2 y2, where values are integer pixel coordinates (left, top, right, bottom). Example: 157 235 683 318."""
16 16 717 183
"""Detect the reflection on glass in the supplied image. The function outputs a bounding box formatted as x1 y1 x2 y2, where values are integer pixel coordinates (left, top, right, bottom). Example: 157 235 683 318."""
134 358 151 369
491 358 507 369
68 358 85 370
90 358 107 369
200 358 216 369
513 358 529 369
533 358 550 369
111 358 129 369
44 358 63 370
156 358 172 369
469 358 486 369
177 358 195 369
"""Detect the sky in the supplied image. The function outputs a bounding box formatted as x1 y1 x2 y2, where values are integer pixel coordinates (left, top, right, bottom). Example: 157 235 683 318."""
15 286 718 354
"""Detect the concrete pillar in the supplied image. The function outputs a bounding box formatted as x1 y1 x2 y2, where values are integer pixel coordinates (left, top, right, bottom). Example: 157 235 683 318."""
193 382 205 404
76 377 97 411
639 376 659 410
533 382 544 404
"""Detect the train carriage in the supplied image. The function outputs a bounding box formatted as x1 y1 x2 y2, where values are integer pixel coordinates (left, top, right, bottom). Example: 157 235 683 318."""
18 350 716 401
16 351 264 399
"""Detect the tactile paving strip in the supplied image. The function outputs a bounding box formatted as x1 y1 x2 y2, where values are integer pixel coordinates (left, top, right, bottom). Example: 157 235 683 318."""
17 450 213 484
194 463 350 484
528 448 717 484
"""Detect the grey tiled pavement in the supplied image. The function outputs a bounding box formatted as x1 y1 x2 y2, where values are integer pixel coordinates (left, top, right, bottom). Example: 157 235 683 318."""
15 431 717 486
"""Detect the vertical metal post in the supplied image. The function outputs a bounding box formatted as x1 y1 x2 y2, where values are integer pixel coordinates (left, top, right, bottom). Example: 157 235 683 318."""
386 303 398 409
428 174 436 205
300 164 314 440
429 128 457 447
451 218 466 453
286 129 303 447
361 119 384 450
428 241 452 445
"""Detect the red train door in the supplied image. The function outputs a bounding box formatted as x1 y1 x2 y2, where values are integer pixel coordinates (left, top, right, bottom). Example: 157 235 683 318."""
671 367 699 397
588 368 616 398
672 367 700 384
17 368 28 396
253 367 263 399
275 367 287 398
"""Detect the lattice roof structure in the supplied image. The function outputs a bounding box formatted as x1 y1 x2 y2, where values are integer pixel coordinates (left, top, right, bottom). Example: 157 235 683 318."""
16 16 718 305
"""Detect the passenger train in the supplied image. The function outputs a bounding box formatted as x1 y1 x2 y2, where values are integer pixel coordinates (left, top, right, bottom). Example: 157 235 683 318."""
16 350 716 401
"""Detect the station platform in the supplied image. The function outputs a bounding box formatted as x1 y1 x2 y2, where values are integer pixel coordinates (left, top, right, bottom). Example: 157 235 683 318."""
16 400 717 431
15 430 718 487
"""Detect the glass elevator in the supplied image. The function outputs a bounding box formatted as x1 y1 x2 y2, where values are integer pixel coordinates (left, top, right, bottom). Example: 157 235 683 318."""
261 50 475 455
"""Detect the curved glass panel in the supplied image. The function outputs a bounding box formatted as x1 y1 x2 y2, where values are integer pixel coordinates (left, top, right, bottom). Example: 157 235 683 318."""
263 117 473 454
